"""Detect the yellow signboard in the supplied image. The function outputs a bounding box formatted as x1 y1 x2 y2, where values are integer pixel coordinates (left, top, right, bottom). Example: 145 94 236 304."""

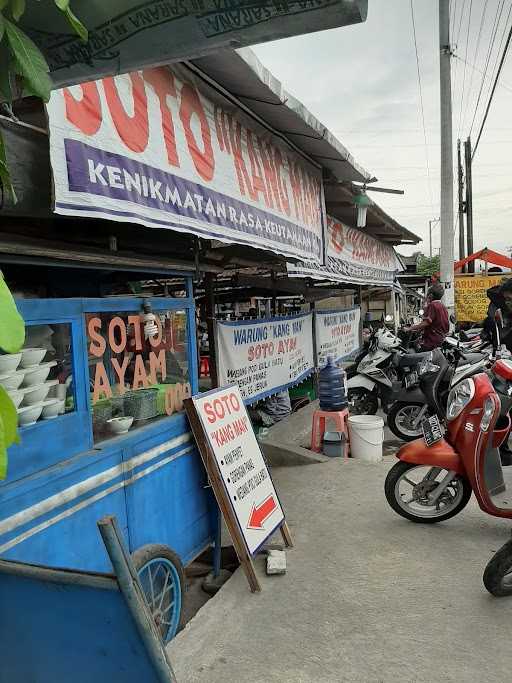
455 275 506 322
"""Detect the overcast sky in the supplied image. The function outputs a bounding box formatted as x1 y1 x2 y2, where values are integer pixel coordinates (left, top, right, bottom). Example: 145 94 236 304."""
252 0 512 259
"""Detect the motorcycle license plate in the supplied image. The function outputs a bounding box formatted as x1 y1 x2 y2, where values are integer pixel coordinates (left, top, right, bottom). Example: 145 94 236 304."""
422 414 443 447
405 371 419 389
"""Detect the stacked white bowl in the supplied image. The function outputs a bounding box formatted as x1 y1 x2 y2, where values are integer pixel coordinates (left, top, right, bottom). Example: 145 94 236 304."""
0 348 64 427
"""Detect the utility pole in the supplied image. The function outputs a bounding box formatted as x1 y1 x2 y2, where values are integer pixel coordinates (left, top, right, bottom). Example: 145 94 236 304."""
439 0 455 315
464 137 474 272
457 139 465 265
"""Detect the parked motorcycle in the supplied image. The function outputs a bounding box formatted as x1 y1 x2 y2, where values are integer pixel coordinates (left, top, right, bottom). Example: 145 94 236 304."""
387 343 490 441
346 325 428 415
384 313 512 596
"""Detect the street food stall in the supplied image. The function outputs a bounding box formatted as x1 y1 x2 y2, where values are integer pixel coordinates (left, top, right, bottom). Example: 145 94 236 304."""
0 272 213 644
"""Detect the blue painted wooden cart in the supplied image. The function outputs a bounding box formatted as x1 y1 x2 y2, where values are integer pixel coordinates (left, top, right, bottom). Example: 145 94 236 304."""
0 281 216 643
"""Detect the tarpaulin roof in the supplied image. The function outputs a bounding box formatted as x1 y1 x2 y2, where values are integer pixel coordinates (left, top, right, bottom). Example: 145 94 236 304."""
20 0 368 89
455 248 512 272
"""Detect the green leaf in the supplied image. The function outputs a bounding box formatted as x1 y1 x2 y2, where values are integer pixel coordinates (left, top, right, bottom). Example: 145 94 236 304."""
54 0 70 10
0 0 9 10
11 0 26 22
63 6 88 42
0 129 17 204
0 13 4 41
0 418 7 481
0 273 25 353
4 18 51 102
0 385 18 448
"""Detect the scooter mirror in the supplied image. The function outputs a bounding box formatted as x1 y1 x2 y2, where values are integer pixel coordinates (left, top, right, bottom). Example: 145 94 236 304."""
449 313 456 324
418 309 424 316
493 309 503 354
385 314 393 322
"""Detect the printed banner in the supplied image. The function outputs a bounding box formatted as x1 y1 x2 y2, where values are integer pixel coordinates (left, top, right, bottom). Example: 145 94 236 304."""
315 307 361 366
46 65 323 261
455 275 507 322
191 384 285 555
287 215 402 285
216 313 314 403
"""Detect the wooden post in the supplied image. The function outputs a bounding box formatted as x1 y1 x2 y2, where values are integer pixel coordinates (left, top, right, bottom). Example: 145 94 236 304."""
184 399 261 592
280 522 294 548
204 272 218 387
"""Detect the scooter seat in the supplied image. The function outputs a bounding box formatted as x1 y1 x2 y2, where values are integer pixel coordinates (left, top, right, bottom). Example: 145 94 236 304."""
463 352 486 364
397 351 431 367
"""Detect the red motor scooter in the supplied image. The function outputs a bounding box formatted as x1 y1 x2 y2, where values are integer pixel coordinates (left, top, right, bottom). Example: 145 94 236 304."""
385 350 512 596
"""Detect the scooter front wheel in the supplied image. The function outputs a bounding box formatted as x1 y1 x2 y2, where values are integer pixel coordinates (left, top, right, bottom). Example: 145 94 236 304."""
384 461 472 523
483 538 512 596
387 402 430 442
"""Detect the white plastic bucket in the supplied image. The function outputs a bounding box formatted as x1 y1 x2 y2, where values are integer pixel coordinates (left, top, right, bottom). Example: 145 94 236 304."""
348 414 384 463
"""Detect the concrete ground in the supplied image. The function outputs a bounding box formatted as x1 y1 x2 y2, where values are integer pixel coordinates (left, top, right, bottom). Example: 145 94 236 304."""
169 455 512 683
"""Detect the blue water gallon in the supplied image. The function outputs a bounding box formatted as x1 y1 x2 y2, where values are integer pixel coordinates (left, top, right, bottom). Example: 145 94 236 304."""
319 356 348 411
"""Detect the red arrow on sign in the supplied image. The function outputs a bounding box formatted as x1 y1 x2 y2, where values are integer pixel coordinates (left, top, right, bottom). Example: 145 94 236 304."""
247 494 277 530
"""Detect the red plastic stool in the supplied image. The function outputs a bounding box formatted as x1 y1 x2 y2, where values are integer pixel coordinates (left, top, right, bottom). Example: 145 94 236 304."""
199 356 210 377
311 408 350 457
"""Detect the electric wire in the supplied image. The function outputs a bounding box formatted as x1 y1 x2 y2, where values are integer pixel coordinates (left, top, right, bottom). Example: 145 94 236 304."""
451 0 467 103
468 0 506 137
409 0 434 216
472 17 512 159
461 0 489 134
478 0 512 129
457 0 473 140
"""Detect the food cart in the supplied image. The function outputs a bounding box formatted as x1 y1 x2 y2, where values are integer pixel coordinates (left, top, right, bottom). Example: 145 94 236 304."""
0 276 215 643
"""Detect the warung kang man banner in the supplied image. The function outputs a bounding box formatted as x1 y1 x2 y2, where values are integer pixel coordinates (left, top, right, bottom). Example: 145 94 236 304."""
315 307 361 367
216 313 314 404
46 64 324 261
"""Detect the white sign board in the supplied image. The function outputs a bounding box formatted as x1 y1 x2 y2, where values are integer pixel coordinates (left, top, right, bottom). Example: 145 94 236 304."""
216 313 314 403
315 308 361 366
46 64 323 262
192 385 284 555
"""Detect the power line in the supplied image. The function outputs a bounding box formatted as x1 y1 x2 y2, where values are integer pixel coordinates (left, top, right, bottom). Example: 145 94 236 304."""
480 0 512 119
457 0 473 139
450 0 458 36
409 0 434 217
455 53 512 94
461 0 489 134
472 17 512 160
468 0 506 136
451 0 467 103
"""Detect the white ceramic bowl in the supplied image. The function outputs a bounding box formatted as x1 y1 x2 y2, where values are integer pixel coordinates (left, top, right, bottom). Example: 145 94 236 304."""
17 403 43 426
22 382 52 406
0 371 25 391
107 416 134 435
41 398 65 420
6 389 24 408
22 361 56 388
20 347 47 368
0 353 22 374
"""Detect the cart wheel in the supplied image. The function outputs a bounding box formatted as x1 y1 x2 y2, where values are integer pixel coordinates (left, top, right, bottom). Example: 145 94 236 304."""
131 544 184 643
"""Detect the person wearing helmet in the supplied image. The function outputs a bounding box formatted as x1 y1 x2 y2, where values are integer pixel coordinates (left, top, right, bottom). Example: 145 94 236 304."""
405 283 449 351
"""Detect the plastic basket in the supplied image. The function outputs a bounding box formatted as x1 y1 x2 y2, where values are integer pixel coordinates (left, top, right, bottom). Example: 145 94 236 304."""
123 389 158 421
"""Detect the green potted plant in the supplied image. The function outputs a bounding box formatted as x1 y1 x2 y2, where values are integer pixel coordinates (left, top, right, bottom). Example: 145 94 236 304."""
0 272 25 478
